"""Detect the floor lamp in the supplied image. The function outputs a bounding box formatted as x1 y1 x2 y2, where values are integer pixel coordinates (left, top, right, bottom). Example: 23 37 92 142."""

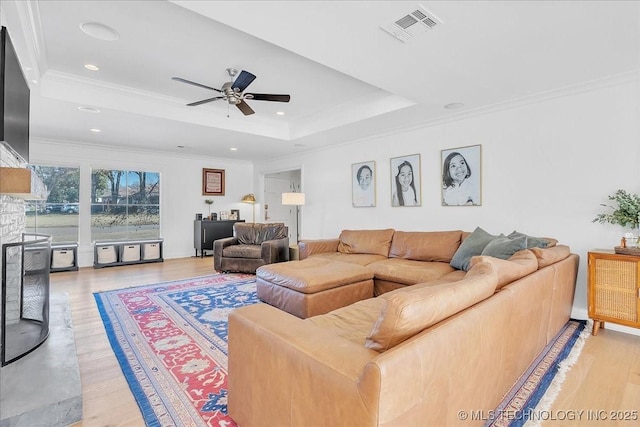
241 193 256 223
282 192 305 243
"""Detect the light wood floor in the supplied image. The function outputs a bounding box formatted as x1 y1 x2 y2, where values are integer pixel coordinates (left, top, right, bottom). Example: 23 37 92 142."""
53 257 639 427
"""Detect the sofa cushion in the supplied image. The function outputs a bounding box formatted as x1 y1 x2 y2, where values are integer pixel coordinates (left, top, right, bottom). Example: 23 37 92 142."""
480 234 527 259
223 244 262 259
469 249 538 289
309 252 388 266
365 261 498 351
367 258 456 286
236 223 287 245
530 245 571 268
307 297 385 345
337 229 395 257
450 227 496 271
389 230 462 263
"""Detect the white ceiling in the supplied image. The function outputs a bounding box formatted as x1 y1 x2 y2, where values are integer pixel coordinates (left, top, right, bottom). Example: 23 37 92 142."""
2 1 639 161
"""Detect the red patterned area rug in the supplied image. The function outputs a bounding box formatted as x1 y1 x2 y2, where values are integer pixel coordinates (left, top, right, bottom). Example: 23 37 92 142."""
95 274 588 427
94 273 257 427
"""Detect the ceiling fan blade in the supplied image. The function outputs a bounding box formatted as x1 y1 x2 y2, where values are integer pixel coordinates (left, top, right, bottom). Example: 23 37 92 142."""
245 93 290 102
187 96 225 106
236 100 255 116
172 77 222 93
232 70 257 92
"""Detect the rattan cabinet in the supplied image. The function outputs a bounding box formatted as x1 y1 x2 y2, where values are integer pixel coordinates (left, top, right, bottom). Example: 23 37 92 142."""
587 251 640 335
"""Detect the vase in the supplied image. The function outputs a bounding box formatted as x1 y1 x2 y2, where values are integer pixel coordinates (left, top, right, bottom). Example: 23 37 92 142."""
624 228 639 248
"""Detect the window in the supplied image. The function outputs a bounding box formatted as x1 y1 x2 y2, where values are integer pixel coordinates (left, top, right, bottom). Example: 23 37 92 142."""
26 165 80 243
91 169 160 241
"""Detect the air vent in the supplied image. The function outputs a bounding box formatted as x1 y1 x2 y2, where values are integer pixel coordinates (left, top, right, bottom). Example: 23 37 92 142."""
381 5 443 42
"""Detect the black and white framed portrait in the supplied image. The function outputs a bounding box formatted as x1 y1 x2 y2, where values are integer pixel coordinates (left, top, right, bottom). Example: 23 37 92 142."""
441 144 482 206
352 161 376 207
390 154 421 207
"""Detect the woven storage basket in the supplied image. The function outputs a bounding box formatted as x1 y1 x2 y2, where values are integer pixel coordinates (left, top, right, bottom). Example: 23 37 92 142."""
52 249 75 269
143 243 161 260
121 244 141 262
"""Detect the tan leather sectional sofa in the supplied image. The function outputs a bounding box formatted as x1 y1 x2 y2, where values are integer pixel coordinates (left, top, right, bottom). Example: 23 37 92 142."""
228 228 578 426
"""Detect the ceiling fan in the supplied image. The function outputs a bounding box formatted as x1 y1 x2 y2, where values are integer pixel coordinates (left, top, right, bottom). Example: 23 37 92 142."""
171 68 290 116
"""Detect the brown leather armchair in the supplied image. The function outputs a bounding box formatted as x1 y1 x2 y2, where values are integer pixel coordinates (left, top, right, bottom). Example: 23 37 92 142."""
214 222 289 273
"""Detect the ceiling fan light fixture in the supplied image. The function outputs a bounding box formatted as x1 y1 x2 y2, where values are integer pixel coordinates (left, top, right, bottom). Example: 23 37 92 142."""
173 68 290 116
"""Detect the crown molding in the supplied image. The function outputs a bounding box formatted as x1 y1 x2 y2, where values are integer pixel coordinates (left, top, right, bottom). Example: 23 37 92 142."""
350 70 640 145
29 137 254 166
268 70 640 162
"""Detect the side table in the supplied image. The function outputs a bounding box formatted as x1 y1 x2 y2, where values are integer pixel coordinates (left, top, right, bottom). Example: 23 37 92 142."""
587 250 640 335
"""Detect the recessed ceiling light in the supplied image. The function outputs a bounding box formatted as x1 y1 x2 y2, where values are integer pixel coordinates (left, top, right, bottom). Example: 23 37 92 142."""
177 145 185 149
444 102 465 110
84 64 100 71
80 22 120 41
230 147 238 151
90 128 101 133
276 111 285 116
78 106 101 113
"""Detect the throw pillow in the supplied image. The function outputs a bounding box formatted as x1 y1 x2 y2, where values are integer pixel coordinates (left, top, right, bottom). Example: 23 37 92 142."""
481 235 527 259
507 231 549 249
450 227 496 271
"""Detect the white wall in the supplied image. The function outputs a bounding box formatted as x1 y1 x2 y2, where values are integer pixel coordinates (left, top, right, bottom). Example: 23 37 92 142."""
254 76 640 324
30 140 254 265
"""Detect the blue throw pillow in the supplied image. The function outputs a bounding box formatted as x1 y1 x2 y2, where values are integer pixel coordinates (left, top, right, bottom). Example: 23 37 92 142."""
450 227 496 271
481 235 527 259
507 231 549 249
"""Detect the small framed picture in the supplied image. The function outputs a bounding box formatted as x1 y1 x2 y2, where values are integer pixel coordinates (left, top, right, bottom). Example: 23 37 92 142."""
352 161 376 207
390 154 421 207
202 168 225 196
220 211 230 220
230 209 240 220
441 144 482 206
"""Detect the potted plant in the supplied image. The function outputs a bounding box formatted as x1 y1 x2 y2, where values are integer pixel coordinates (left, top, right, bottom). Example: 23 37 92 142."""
593 189 640 248
204 199 214 220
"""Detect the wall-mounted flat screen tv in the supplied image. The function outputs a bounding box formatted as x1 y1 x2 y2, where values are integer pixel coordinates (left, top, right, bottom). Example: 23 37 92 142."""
1 26 30 163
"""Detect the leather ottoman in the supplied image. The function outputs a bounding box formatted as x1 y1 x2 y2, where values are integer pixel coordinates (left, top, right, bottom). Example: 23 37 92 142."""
256 258 374 318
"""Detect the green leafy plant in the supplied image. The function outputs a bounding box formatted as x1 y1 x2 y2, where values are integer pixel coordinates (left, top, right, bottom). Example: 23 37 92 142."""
593 189 640 230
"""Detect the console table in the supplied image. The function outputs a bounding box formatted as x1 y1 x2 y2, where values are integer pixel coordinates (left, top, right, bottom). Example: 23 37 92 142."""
194 219 245 257
588 250 640 335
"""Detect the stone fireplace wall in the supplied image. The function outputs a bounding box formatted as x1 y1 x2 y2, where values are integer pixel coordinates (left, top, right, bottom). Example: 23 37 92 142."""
0 143 28 328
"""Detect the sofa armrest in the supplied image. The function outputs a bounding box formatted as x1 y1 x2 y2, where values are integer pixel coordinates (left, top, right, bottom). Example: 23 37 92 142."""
228 303 380 427
260 237 290 264
298 238 340 260
213 237 238 270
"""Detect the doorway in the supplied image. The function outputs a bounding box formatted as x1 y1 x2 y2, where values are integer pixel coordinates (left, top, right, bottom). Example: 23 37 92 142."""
263 169 301 242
